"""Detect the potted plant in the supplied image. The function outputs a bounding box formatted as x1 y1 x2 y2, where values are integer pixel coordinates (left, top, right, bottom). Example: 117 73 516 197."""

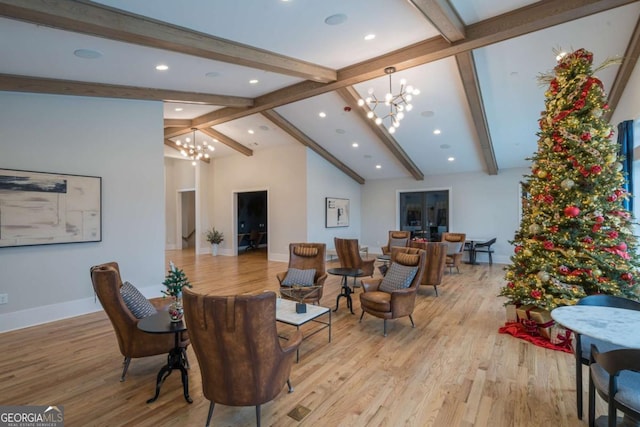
162 261 192 322
205 227 224 256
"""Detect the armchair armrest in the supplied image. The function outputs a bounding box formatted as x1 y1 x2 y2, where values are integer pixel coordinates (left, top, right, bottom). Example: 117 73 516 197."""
280 330 303 355
362 278 382 292
316 273 328 286
276 271 287 284
390 287 418 317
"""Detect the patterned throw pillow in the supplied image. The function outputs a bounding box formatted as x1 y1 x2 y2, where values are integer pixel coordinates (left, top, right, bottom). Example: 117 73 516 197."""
120 281 157 319
379 263 418 292
282 268 316 287
389 237 408 248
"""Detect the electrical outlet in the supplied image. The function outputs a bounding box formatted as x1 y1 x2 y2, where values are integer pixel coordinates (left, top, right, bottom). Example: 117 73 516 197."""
0 293 8 304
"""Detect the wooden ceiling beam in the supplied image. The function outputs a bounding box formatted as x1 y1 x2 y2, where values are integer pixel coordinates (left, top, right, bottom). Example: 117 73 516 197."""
455 51 498 175
408 0 465 42
0 74 253 107
261 110 365 184
185 0 636 131
198 127 253 157
164 119 192 128
604 14 640 121
0 0 336 83
336 86 424 181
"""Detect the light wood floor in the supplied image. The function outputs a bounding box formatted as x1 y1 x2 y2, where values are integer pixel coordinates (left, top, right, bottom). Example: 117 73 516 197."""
1 249 601 426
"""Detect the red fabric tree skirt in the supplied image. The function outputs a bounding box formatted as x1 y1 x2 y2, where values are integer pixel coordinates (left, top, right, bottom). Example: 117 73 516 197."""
498 322 573 354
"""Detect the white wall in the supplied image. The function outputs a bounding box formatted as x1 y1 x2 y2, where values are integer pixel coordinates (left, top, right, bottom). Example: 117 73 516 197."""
307 149 362 248
209 144 308 261
0 92 165 332
361 168 527 264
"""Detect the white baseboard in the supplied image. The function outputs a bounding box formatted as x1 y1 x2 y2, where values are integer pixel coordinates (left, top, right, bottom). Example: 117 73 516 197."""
0 285 161 333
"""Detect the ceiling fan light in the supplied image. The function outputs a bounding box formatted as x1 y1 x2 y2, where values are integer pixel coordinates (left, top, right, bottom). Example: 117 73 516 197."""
375 117 382 125
406 85 414 93
385 93 393 102
406 94 413 102
389 126 396 134
413 89 420 95
368 88 374 95
397 112 405 120
400 78 407 86
357 99 365 106
367 111 374 119
406 104 413 111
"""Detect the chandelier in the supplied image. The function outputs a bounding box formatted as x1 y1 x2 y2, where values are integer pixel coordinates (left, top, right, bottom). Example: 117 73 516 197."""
357 66 419 134
175 128 214 166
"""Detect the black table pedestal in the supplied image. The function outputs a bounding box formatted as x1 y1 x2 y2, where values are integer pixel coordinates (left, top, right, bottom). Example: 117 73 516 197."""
147 339 192 404
334 275 356 314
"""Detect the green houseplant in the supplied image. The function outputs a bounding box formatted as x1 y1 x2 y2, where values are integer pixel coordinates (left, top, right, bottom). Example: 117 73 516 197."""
205 227 224 256
162 261 192 321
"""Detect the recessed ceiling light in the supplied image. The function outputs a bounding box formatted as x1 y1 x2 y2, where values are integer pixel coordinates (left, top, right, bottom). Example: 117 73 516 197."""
205 71 220 78
336 129 346 134
259 125 269 131
439 144 450 149
364 34 376 41
319 112 326 118
375 164 382 169
421 111 435 117
248 129 255 134
155 64 169 71
325 13 348 25
73 49 102 59
175 107 183 112
433 129 441 135
448 157 455 162
352 142 359 148
249 79 259 84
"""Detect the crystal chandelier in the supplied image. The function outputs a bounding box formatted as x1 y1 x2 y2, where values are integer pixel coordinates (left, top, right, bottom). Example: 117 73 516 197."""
357 66 419 134
175 128 214 166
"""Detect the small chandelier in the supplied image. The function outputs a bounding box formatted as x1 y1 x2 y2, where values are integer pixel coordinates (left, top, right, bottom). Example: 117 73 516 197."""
175 128 214 166
357 66 419 134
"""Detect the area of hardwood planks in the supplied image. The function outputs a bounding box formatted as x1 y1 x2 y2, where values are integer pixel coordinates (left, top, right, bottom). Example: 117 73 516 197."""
0 248 600 426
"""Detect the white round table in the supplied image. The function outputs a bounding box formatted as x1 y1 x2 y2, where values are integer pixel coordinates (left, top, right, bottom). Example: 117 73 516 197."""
551 305 640 348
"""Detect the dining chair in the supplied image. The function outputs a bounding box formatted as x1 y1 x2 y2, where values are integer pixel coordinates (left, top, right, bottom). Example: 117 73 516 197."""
573 295 640 419
441 232 466 273
588 345 640 427
472 237 496 265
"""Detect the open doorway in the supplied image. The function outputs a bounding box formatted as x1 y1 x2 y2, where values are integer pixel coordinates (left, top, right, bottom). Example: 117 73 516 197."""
236 190 268 256
177 189 196 249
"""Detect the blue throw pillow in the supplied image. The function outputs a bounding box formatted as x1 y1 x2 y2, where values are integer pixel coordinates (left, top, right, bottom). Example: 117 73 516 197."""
120 281 157 319
282 268 316 287
379 263 418 292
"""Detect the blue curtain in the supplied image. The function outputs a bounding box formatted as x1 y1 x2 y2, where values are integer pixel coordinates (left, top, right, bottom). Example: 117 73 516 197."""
617 120 634 213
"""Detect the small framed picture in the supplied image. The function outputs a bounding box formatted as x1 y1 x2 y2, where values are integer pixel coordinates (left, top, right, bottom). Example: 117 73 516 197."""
326 197 349 228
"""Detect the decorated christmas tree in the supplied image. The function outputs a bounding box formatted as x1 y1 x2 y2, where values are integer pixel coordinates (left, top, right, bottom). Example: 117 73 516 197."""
500 48 640 311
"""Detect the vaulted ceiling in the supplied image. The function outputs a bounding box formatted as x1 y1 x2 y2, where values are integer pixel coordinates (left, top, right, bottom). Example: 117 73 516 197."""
1 0 639 183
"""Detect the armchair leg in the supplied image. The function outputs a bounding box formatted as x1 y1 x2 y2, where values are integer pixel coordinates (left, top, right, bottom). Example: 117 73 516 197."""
287 379 294 393
588 371 595 427
409 315 415 328
120 356 131 382
434 285 438 296
383 319 387 337
359 310 365 322
206 402 215 427
256 404 261 427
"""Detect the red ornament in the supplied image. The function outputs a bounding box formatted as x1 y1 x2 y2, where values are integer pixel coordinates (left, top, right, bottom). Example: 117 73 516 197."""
592 224 601 232
582 236 593 244
581 132 591 141
621 273 633 282
590 165 602 174
515 245 523 253
507 282 515 289
543 241 554 250
617 242 628 251
549 225 559 233
558 265 569 274
595 216 604 223
608 194 618 202
530 290 542 299
343 106 352 112
564 206 580 217
608 230 619 239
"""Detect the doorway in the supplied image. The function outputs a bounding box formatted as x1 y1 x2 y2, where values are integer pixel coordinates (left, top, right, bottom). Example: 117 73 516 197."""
398 189 450 241
177 189 196 249
236 190 268 255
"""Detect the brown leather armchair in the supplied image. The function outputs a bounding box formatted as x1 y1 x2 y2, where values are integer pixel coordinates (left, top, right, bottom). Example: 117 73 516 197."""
276 243 327 304
334 237 375 277
441 232 466 273
412 241 448 296
182 289 302 427
90 262 189 381
380 230 411 255
359 247 426 336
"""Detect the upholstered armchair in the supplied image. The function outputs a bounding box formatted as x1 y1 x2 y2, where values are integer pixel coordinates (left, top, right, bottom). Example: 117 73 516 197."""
182 290 302 427
359 247 426 336
421 242 448 296
380 230 411 255
441 232 466 273
90 262 189 381
276 243 327 304
334 237 375 278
